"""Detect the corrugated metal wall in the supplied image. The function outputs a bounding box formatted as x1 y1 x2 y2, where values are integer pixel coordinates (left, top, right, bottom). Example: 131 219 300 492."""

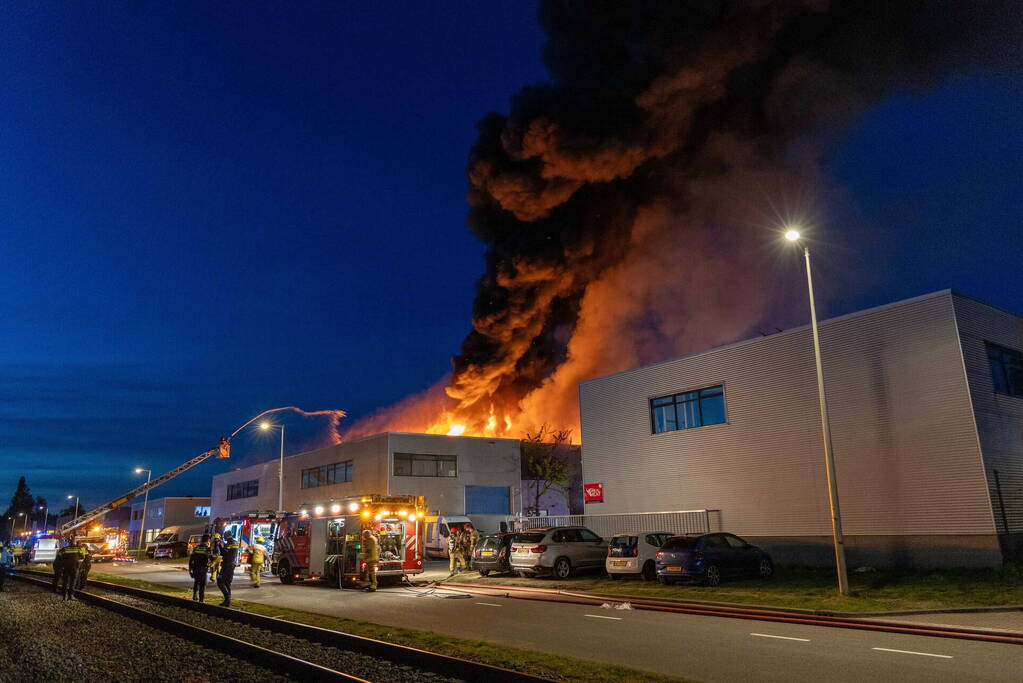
953 294 1023 535
580 291 995 537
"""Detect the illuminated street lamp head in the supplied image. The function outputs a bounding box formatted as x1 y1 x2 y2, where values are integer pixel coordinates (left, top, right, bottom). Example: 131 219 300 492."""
67 494 74 500
784 228 801 242
260 421 271 431
134 468 144 474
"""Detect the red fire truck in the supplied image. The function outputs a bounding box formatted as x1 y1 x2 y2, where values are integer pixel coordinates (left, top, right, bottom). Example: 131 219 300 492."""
216 512 279 564
272 495 425 586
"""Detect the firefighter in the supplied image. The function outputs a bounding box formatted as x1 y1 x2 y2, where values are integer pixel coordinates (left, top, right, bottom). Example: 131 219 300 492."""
11 543 22 566
360 529 379 592
448 529 466 573
208 532 223 584
76 540 92 589
217 532 239 607
463 524 479 566
56 541 86 601
248 536 267 588
189 534 211 601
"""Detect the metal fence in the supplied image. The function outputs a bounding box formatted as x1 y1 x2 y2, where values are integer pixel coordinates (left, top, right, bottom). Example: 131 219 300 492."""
512 509 720 538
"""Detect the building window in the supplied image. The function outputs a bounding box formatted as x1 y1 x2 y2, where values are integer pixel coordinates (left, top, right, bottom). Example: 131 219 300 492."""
194 505 210 517
226 480 260 501
301 461 353 489
393 453 457 478
650 385 726 434
987 342 1023 397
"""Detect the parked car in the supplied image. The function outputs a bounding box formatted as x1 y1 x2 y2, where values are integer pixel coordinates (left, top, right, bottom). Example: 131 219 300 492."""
509 526 607 579
26 537 59 563
655 533 773 586
471 532 516 576
605 532 674 581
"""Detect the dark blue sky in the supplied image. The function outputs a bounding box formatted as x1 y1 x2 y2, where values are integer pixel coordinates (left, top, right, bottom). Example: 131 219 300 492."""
1 3 1020 512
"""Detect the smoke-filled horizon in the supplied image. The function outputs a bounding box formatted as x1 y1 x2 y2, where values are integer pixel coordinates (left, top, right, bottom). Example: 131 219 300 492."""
346 0 1023 440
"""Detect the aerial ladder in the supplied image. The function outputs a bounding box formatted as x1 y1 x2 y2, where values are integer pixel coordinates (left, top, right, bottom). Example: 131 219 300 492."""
60 438 230 536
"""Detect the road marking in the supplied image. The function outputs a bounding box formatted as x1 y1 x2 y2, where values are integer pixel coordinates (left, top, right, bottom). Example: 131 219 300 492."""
872 648 953 659
475 602 502 607
750 633 810 642
584 614 623 620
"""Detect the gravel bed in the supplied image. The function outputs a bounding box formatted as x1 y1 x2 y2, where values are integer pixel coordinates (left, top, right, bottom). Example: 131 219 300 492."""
0 579 293 682
89 586 465 683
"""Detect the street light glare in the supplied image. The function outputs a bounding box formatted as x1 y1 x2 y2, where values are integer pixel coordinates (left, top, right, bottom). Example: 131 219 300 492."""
260 421 271 431
784 228 801 242
134 468 144 473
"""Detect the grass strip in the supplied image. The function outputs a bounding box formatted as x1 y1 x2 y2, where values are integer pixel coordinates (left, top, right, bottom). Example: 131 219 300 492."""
450 564 1023 614
89 571 685 683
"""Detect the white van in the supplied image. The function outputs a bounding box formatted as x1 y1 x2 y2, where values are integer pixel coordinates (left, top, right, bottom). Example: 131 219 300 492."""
28 537 59 563
423 515 473 558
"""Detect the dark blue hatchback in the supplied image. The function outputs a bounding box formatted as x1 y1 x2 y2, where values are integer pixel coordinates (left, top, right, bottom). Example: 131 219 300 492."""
655 533 773 586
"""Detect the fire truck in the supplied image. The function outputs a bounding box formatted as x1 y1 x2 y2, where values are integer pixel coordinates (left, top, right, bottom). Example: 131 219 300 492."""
272 495 426 586
217 512 279 564
76 527 129 562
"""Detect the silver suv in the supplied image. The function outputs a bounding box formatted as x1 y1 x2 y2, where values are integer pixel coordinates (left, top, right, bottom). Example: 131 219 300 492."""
509 526 606 579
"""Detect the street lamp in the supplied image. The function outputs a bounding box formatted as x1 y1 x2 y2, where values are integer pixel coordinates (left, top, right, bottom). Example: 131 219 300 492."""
259 421 286 512
38 505 48 533
785 227 850 596
135 468 152 554
9 512 23 541
67 494 80 520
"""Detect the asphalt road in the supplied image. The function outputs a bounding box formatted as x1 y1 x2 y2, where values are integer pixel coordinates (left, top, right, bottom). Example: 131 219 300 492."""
98 561 1022 682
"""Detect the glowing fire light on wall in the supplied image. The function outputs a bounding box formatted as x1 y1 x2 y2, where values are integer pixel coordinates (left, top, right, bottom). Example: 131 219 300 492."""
446 424 466 436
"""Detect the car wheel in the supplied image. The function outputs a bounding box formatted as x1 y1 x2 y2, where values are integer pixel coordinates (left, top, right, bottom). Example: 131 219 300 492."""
657 576 675 586
758 557 774 579
642 561 657 582
278 559 294 585
553 558 572 579
704 564 721 587
479 569 490 577
608 572 622 580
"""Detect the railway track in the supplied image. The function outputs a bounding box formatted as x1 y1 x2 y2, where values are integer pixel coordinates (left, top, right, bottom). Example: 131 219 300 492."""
12 570 548 683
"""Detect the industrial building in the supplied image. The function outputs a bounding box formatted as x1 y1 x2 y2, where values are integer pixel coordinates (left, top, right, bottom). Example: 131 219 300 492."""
210 432 522 523
579 291 1023 568
127 496 210 549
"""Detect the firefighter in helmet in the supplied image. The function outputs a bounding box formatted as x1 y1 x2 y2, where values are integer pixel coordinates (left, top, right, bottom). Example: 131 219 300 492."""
189 533 211 601
208 532 223 583
55 539 87 601
75 539 92 589
248 536 267 588
448 528 466 573
360 529 379 592
217 531 239 607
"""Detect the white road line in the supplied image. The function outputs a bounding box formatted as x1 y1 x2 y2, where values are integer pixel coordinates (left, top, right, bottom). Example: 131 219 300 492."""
750 633 810 642
475 602 502 607
872 648 953 659
584 614 623 621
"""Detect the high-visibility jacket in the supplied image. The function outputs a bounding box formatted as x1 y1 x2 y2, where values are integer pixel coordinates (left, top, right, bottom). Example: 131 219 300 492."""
362 535 379 563
249 543 267 564
222 541 239 568
189 544 211 573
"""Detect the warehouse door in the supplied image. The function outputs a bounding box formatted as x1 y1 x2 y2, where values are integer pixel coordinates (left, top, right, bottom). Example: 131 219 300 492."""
465 486 510 514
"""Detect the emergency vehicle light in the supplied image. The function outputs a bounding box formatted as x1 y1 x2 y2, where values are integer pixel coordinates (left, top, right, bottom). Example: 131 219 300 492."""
330 504 341 514
361 510 370 519
407 514 416 522
314 506 324 515
398 509 406 516
348 502 359 512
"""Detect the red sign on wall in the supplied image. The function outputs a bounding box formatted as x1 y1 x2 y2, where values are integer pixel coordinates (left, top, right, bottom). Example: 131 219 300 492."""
583 482 604 503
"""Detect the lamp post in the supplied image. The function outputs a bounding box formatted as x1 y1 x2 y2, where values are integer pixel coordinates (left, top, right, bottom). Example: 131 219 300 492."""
9 512 23 541
38 505 48 533
785 228 849 596
67 494 79 520
135 468 152 554
260 422 286 512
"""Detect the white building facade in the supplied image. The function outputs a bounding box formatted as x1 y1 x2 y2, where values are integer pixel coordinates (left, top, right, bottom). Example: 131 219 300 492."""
579 291 1023 568
128 496 211 549
211 432 522 522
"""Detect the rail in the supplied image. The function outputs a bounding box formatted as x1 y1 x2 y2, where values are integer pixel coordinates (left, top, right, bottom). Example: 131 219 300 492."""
12 569 549 682
513 509 720 537
11 571 362 682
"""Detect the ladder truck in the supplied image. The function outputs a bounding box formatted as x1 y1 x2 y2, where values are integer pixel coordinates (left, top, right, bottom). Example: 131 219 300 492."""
60 438 231 537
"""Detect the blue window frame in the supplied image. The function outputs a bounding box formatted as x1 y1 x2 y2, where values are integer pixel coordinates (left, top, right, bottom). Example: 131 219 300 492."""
650 385 726 434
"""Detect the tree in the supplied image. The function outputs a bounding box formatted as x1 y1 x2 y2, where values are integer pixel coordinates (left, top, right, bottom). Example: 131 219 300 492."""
521 425 572 516
2 476 35 541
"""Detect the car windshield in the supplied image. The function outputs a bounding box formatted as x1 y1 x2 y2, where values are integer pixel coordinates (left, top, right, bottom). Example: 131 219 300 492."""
661 537 697 550
512 533 546 543
479 537 501 549
610 535 637 548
